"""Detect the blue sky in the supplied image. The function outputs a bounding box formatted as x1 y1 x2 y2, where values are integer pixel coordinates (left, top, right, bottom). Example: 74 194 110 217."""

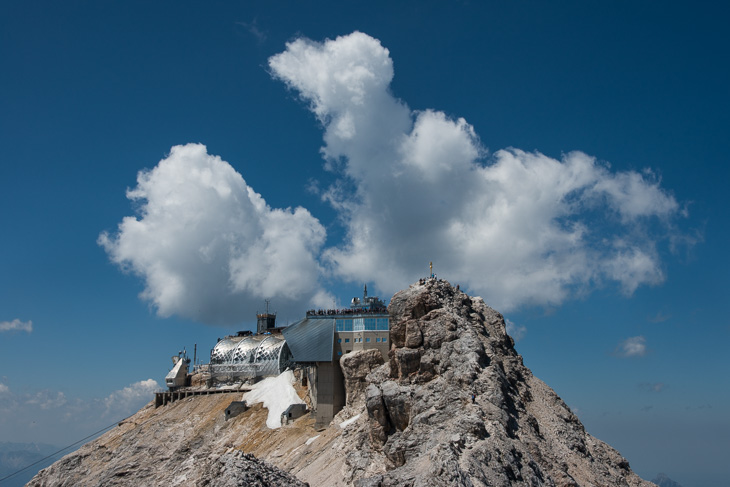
1 2 728 486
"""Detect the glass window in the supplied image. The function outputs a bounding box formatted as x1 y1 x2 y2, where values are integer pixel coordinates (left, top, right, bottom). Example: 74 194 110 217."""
382 337 387 342
353 318 364 331
366 337 370 342
345 338 350 343
337 338 342 343
337 351 342 355
376 318 389 330
376 337 380 342
337 318 354 332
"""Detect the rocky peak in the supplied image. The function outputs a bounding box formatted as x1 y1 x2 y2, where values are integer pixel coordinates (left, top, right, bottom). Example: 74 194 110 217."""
340 278 654 486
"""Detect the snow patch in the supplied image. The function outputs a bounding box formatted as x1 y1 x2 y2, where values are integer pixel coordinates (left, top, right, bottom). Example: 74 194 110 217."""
305 435 320 446
242 370 305 429
339 414 361 429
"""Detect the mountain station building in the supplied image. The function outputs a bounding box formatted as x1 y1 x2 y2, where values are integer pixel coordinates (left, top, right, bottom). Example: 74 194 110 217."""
186 286 390 428
282 285 389 427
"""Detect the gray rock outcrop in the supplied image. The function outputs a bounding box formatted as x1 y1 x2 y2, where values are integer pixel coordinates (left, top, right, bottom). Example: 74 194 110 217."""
340 278 654 486
340 349 385 411
196 450 309 487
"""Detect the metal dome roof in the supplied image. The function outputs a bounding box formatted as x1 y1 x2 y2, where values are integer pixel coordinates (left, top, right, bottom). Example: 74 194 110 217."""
209 334 291 378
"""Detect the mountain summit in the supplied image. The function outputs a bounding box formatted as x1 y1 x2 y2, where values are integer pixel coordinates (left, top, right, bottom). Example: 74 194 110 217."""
29 279 653 486
343 278 653 486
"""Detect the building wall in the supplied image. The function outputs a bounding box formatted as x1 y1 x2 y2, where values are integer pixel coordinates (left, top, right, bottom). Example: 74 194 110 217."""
334 331 390 361
332 313 390 361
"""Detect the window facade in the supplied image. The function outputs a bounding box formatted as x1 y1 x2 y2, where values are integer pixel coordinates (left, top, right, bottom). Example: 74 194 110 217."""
333 312 390 361
336 316 389 332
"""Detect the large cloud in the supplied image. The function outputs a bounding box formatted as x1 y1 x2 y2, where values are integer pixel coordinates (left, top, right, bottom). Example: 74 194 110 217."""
269 31 683 310
99 143 332 324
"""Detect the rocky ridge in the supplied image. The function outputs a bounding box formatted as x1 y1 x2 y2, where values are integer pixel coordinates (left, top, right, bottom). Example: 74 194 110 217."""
28 279 654 486
337 278 654 486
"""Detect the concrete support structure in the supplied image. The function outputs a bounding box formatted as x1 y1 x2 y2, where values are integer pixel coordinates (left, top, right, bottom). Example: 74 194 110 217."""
313 361 345 429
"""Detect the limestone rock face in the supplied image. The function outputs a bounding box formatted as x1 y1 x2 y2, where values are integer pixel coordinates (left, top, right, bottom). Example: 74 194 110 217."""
346 278 655 487
341 349 385 410
187 450 308 487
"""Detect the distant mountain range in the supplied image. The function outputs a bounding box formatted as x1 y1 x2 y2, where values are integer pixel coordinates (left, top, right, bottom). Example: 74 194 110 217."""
0 442 62 487
652 473 685 487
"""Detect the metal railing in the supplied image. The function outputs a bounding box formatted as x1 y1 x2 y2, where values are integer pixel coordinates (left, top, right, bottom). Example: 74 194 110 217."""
208 363 263 378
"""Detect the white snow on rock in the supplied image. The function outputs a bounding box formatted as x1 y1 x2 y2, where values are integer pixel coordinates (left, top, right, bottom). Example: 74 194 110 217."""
242 370 305 429
305 435 320 446
339 414 361 429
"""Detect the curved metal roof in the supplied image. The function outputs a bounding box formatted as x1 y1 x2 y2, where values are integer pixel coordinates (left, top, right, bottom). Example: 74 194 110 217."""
209 334 291 378
231 336 264 363
210 337 241 364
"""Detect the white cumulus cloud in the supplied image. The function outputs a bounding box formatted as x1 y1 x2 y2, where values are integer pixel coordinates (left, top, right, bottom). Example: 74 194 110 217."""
99 143 332 324
616 336 647 357
25 390 67 410
269 31 685 311
103 379 160 418
0 319 33 333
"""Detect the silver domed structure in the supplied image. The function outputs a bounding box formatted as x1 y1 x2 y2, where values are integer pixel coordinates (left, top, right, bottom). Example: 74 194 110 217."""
210 334 292 379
